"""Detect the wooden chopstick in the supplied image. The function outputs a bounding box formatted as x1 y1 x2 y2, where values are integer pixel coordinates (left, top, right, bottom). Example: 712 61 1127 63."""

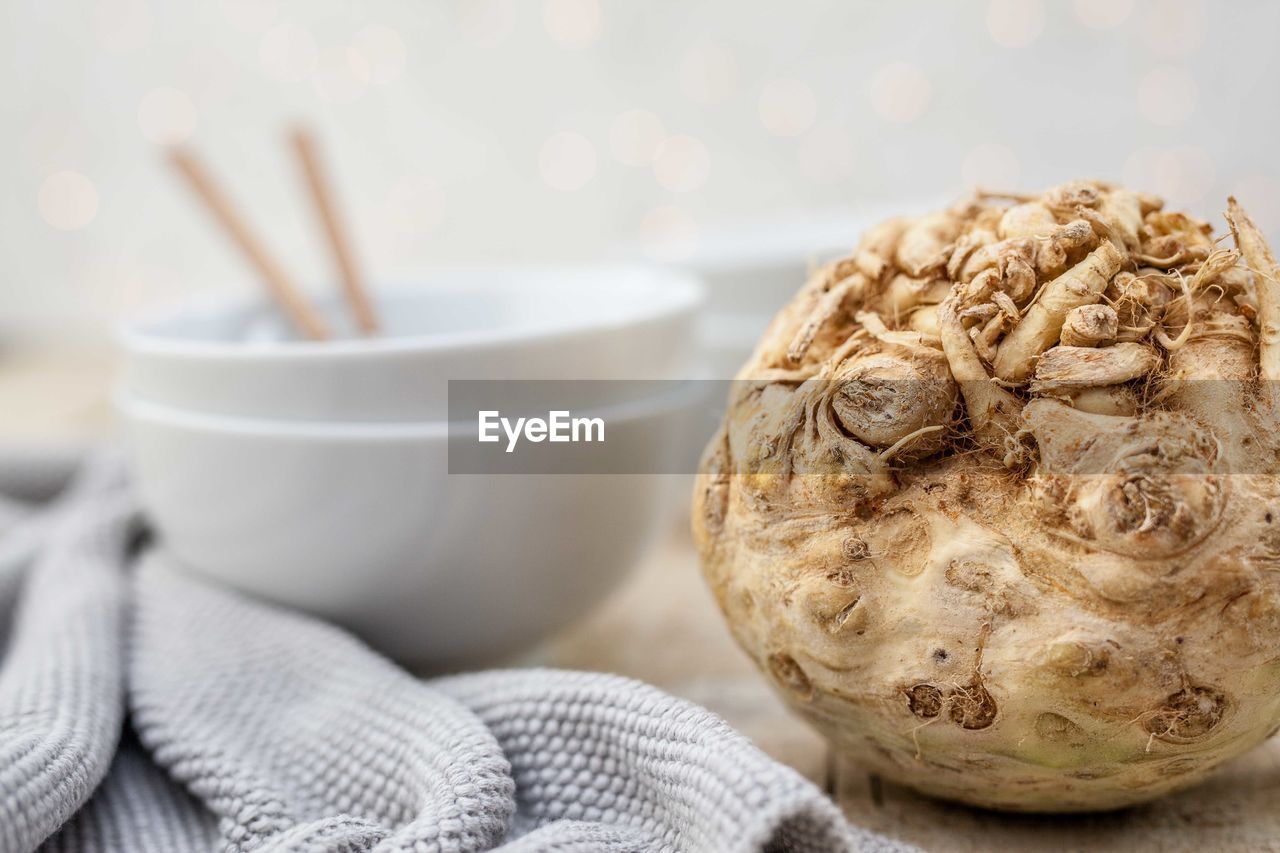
290 128 380 335
169 147 331 340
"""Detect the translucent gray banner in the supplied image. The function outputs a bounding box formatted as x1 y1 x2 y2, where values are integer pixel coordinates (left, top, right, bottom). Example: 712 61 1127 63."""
446 379 1280 477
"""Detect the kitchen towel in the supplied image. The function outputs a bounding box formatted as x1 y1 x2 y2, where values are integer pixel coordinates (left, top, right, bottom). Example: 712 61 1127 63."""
0 452 905 853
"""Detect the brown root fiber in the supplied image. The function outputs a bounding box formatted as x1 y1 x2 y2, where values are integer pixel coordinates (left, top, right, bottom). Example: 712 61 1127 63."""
692 181 1280 812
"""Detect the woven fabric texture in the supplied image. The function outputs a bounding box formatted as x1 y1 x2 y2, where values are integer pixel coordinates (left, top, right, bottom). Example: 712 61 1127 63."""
0 454 908 853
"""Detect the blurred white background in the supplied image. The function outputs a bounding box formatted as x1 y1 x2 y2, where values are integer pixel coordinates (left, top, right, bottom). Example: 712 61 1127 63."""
5 0 1280 342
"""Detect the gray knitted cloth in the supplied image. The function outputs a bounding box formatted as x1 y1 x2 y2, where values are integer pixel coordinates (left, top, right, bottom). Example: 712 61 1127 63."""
0 453 901 853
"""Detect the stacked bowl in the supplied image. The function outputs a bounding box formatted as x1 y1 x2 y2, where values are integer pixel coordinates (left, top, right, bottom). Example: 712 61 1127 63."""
117 266 704 670
681 206 943 378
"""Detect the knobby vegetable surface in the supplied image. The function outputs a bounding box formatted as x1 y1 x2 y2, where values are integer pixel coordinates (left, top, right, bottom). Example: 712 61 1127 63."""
693 181 1280 811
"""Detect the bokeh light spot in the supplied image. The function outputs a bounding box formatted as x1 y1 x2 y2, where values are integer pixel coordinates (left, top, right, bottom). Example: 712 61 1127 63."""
678 41 738 104
652 135 710 193
456 0 516 47
758 79 817 138
312 47 368 103
539 132 598 191
39 171 100 231
137 87 198 145
259 23 318 83
609 110 666 167
544 0 601 48
350 26 407 85
868 62 932 123
986 0 1045 48
1073 0 1133 30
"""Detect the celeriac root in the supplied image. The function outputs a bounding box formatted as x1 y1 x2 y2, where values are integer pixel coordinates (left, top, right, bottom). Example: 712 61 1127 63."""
1226 198 1280 380
1030 342 1160 392
992 242 1124 381
694 181 1280 813
1060 304 1118 347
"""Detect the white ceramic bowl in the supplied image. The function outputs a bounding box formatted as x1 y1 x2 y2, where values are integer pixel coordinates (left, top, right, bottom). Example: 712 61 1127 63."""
119 382 702 670
684 218 858 319
119 266 704 422
676 205 944 378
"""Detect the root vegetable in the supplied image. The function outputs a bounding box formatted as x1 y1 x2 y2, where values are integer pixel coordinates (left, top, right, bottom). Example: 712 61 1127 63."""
1030 342 1160 392
939 295 1023 453
1043 179 1102 212
694 181 1280 812
1063 384 1139 416
883 273 945 322
897 211 964 277
998 202 1057 239
992 241 1124 381
1226 198 1280 380
1033 219 1098 280
1060 304 1119 347
908 304 942 337
781 267 872 366
828 347 957 459
1098 189 1145 250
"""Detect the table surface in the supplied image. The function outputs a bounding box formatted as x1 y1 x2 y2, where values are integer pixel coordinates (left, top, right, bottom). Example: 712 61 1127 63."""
5 346 1279 853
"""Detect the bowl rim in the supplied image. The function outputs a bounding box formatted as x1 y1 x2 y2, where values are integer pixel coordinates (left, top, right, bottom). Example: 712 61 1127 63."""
116 374 708 441
630 197 948 273
117 264 704 361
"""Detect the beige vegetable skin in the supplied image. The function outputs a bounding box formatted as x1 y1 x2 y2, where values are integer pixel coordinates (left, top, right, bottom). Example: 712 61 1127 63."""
1060 304 1118 347
992 241 1124 381
693 182 1280 812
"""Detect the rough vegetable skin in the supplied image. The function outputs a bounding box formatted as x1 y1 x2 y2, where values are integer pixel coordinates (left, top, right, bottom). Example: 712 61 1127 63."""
693 181 1280 812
